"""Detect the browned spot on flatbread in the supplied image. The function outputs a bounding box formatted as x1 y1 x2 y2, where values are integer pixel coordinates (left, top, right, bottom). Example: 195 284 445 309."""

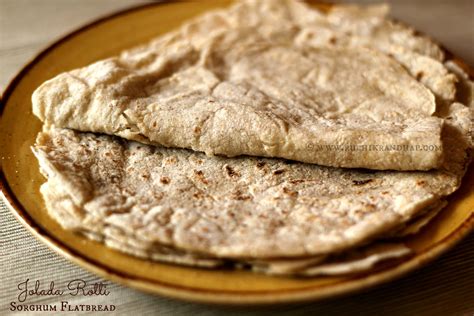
283 187 298 197
231 190 251 201
352 179 373 185
273 169 286 175
225 165 240 178
193 191 206 199
194 170 209 184
289 179 305 184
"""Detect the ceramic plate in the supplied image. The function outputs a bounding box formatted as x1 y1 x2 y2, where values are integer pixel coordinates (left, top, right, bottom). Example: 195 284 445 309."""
1 1 473 305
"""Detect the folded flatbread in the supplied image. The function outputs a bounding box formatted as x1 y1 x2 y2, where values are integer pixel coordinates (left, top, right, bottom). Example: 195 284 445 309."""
32 79 471 259
32 0 460 170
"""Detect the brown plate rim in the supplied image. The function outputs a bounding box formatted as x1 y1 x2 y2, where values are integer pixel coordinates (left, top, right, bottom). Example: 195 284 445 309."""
1 1 473 305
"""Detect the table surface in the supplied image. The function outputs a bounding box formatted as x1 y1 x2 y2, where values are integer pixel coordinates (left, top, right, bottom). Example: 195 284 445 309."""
1 1 473 315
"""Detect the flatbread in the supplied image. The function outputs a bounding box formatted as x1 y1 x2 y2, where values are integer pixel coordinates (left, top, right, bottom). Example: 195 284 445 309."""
34 128 459 276
40 168 447 275
32 0 459 170
38 172 415 275
253 243 411 276
32 91 470 258
387 201 447 238
30 1 473 276
50 198 413 276
39 170 417 275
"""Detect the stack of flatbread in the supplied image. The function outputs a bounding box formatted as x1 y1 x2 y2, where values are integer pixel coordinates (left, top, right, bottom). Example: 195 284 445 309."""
31 0 473 276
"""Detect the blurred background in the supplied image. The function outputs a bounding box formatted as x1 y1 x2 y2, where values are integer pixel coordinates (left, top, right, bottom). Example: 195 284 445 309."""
1 0 473 90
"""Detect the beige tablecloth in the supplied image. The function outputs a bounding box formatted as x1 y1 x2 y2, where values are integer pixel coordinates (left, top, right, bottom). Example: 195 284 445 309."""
1 1 473 315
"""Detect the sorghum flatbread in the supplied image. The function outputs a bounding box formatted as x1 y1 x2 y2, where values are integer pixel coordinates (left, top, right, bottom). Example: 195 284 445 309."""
30 1 473 277
37 167 443 275
32 92 471 258
32 0 460 170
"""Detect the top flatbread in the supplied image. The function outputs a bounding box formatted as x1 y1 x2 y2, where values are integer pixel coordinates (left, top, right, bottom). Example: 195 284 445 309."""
32 0 458 170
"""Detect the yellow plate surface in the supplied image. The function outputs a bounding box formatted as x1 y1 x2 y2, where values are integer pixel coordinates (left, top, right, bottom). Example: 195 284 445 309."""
1 1 473 305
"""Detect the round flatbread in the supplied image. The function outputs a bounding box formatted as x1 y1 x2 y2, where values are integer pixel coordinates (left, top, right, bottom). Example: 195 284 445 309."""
32 0 460 170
